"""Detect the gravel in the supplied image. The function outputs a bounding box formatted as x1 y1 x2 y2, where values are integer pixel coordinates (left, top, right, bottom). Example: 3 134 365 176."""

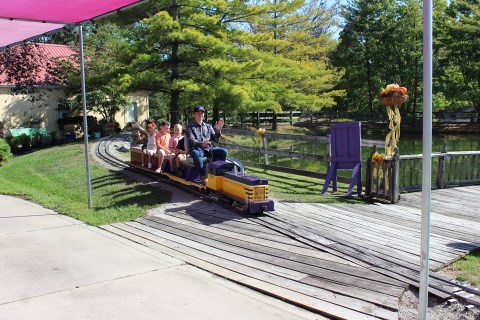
399 286 479 320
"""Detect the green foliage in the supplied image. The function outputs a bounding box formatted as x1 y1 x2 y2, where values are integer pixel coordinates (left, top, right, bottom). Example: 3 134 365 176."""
451 251 480 286
333 0 420 112
436 0 480 114
63 85 129 122
17 134 32 151
105 0 342 124
0 143 171 226
334 0 480 114
0 139 13 165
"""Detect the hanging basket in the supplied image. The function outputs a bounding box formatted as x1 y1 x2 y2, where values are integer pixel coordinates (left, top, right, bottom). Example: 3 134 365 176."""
380 93 408 106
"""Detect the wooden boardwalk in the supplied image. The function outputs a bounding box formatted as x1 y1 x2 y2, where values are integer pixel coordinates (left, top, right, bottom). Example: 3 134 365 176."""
101 185 480 320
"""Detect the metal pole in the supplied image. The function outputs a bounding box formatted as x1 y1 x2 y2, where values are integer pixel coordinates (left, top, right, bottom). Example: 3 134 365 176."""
79 25 93 209
419 0 433 317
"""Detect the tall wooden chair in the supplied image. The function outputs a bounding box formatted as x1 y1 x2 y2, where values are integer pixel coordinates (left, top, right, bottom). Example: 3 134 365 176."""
321 122 362 196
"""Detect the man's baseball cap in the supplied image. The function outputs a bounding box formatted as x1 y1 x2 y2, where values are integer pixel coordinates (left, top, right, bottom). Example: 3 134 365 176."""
193 105 205 113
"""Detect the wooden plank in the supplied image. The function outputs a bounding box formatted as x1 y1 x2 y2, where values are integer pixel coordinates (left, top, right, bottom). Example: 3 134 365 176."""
254 211 456 298
280 203 463 260
289 203 474 259
143 216 406 307
159 211 358 265
162 210 313 245
270 207 433 270
102 223 397 320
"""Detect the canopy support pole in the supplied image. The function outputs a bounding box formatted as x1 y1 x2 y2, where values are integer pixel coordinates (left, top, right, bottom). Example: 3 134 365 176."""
79 25 93 209
419 0 433 317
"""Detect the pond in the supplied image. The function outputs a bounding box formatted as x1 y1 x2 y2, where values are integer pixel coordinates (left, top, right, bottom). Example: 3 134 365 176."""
227 132 480 174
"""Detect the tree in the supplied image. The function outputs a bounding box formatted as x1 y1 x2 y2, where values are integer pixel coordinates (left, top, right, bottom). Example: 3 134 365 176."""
111 0 342 126
438 0 480 115
242 0 344 130
0 43 64 105
61 23 132 122
332 0 423 112
117 0 270 125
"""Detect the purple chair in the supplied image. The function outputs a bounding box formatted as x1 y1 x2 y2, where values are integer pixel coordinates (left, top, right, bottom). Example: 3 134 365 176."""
321 122 362 196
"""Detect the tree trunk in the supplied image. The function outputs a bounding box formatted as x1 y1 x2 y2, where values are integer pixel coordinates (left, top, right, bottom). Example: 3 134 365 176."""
272 112 278 131
169 0 180 125
212 101 220 125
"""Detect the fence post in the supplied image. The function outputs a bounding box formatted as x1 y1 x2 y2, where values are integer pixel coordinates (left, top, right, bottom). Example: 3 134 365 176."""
262 135 269 166
436 141 448 189
365 145 377 197
390 148 400 203
290 111 293 125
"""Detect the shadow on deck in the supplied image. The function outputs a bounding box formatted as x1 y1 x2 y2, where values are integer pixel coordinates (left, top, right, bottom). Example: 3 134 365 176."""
101 185 480 320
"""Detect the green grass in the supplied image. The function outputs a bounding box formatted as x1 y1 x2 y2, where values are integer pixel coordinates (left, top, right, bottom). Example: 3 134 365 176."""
246 167 365 204
0 142 170 226
449 251 480 287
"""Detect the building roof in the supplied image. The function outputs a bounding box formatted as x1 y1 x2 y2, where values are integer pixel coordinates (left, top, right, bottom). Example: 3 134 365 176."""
0 43 76 86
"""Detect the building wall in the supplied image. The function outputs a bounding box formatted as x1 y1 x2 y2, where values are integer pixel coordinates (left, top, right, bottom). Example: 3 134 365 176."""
0 87 149 135
114 92 150 127
0 86 65 133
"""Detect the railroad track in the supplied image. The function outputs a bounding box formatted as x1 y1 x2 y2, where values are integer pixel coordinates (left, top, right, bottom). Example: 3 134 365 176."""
95 134 480 311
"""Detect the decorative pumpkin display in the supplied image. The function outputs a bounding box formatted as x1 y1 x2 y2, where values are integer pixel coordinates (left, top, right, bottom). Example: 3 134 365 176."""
379 84 408 156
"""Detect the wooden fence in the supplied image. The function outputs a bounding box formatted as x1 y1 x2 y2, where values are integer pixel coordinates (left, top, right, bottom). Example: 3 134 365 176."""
220 129 480 201
220 128 381 183
220 110 479 127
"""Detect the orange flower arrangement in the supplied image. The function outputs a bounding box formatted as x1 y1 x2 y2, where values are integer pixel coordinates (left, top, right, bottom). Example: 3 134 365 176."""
379 84 408 106
256 127 266 137
372 151 385 164
380 84 407 156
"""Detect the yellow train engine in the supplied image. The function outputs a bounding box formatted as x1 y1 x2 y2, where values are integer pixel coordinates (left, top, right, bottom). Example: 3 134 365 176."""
127 147 274 214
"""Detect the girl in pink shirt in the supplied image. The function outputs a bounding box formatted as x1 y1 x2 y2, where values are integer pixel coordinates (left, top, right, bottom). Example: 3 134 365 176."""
132 122 157 168
154 121 171 173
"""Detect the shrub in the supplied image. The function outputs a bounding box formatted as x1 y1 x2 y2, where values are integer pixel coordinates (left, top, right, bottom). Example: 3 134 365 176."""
5 136 20 153
0 138 13 165
18 133 32 151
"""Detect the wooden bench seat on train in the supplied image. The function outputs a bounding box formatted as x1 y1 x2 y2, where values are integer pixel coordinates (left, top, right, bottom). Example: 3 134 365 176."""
130 146 209 181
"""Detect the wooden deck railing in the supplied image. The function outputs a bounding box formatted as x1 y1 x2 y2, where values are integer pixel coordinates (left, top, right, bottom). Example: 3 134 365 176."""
399 150 480 190
365 145 480 203
220 129 480 202
219 128 380 182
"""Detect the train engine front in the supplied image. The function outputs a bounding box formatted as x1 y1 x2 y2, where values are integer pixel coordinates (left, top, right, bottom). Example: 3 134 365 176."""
205 160 274 214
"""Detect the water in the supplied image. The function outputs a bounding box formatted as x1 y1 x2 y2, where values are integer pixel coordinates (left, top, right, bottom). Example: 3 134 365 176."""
229 133 480 172
398 134 480 154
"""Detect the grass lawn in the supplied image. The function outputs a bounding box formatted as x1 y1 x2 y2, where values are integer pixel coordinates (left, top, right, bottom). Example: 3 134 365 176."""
246 166 364 203
447 251 480 287
0 142 171 226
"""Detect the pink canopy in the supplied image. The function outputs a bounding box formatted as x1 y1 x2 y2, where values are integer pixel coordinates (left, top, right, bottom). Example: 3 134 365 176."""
0 0 146 48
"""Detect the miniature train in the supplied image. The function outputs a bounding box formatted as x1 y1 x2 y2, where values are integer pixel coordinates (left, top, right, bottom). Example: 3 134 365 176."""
126 147 274 214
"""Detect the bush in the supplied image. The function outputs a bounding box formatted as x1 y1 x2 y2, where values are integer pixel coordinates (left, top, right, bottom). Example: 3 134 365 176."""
5 136 20 153
57 116 98 136
18 133 32 151
0 138 13 165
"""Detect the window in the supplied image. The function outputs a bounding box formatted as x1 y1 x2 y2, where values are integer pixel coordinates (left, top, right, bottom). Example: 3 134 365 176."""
57 103 69 119
126 102 137 123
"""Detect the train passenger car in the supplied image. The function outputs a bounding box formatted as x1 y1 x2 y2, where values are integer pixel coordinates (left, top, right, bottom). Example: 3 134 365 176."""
127 146 274 214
